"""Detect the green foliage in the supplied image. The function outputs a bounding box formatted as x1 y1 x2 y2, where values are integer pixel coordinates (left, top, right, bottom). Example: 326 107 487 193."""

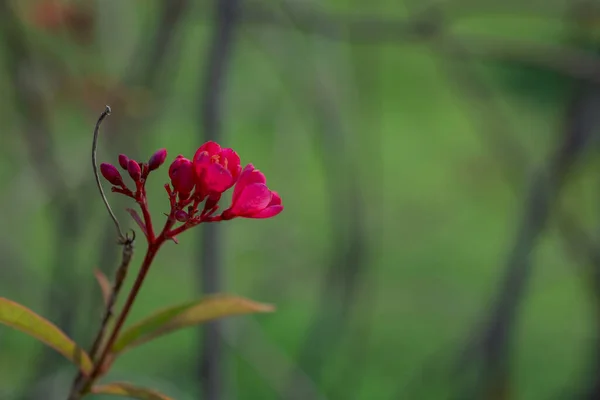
112 295 275 355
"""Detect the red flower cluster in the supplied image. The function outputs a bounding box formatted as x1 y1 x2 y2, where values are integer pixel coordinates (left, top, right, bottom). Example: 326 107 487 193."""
100 141 282 243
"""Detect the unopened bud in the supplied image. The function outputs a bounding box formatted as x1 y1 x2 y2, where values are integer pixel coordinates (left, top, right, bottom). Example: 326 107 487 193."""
100 163 124 186
175 210 189 222
148 148 167 171
168 156 195 195
127 159 142 181
118 154 129 170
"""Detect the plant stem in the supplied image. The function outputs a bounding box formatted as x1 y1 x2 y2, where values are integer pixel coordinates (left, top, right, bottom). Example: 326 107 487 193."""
166 221 199 238
139 188 155 241
73 232 168 398
67 239 134 399
89 239 162 380
88 244 134 361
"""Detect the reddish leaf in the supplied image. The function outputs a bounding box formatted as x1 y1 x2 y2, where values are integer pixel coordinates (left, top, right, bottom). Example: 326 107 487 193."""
92 382 173 400
93 269 111 307
0 298 93 375
126 208 148 238
112 295 275 355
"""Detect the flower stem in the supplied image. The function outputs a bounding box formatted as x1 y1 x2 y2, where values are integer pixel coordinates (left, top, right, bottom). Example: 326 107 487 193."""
76 235 166 397
67 237 135 400
138 187 155 242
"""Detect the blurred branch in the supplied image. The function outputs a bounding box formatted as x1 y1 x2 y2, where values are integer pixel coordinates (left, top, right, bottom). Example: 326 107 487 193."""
428 21 600 400
325 36 381 400
197 1 241 400
0 0 64 194
556 214 600 399
228 1 600 84
243 7 373 396
222 318 327 399
124 0 190 90
282 47 369 400
0 3 90 396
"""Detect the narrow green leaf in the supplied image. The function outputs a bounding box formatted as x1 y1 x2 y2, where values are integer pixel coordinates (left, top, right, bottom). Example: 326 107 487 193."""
112 295 275 355
0 297 93 375
91 382 173 400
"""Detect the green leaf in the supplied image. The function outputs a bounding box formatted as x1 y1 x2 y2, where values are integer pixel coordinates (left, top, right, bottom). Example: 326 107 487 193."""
0 297 93 375
112 295 275 355
91 382 173 400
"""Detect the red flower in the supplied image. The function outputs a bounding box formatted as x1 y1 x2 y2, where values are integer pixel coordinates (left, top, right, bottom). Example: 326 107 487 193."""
221 164 283 220
168 156 195 198
193 141 241 197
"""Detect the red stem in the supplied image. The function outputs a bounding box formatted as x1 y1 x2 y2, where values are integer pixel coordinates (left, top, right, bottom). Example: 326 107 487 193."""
138 186 155 241
86 238 163 383
79 198 182 394
166 222 197 238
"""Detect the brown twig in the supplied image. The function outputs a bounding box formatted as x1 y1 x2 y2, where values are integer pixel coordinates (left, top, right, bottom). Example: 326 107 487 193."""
67 108 138 400
87 238 134 361
90 106 127 241
67 238 135 399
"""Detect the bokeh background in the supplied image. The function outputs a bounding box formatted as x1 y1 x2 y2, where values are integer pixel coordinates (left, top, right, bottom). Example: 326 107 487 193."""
3 0 600 399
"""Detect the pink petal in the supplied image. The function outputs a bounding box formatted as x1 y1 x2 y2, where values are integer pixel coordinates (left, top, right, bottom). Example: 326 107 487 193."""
232 164 266 205
197 141 221 156
249 205 283 219
268 191 281 206
205 162 233 193
220 148 241 180
230 183 272 216
193 151 211 180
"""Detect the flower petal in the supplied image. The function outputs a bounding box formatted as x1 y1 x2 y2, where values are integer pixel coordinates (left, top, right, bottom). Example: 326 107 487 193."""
248 205 283 219
232 164 266 205
220 148 241 180
205 163 233 193
197 141 221 156
230 183 272 216
193 151 211 180
268 191 281 206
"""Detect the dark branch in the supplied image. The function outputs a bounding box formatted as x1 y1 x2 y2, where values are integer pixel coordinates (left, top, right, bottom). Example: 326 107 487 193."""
197 1 241 399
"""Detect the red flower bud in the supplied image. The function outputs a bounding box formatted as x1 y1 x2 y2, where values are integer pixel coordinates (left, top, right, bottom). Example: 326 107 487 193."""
148 148 167 171
168 156 195 197
127 159 142 182
118 154 129 170
175 210 189 222
100 163 124 186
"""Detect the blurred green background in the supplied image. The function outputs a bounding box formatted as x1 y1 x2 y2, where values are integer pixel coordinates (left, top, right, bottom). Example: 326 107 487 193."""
3 0 600 399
